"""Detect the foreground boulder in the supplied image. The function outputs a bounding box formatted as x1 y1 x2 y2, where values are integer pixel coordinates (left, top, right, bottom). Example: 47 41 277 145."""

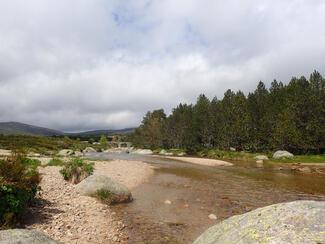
58 149 74 157
273 150 294 159
194 201 325 244
0 229 60 244
76 175 132 204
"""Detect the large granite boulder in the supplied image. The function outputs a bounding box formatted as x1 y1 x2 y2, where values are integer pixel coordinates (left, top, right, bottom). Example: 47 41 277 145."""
194 201 325 244
0 229 60 244
273 150 294 159
76 175 132 204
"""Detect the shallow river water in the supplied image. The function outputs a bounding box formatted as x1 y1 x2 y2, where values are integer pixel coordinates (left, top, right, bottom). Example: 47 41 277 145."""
87 153 325 244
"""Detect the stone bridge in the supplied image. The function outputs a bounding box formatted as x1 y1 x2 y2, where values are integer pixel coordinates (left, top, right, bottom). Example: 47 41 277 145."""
108 141 132 148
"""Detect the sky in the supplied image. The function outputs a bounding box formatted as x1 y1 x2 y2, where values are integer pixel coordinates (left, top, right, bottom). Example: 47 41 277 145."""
0 0 324 132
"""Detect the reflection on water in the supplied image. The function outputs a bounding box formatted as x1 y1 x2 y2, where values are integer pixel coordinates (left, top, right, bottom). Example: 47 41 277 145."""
86 152 325 243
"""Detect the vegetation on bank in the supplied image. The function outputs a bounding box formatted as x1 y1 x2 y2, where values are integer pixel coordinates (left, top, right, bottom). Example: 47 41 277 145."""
60 158 94 184
0 154 41 229
197 149 325 164
130 71 325 155
47 158 65 166
0 134 113 155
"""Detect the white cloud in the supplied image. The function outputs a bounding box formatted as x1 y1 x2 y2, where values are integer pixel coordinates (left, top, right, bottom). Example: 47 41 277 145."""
0 0 324 131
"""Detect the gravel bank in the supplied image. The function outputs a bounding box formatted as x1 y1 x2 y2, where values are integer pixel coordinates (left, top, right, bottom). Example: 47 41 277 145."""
25 159 154 243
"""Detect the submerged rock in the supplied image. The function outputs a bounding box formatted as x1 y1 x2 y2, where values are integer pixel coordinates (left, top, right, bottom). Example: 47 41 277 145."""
164 200 172 205
194 200 325 244
0 229 60 244
76 175 132 204
273 150 294 159
292 166 312 174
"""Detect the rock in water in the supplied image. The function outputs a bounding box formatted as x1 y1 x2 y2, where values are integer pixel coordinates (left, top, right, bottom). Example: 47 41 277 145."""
83 147 97 153
0 229 60 244
273 150 294 159
132 149 153 155
254 155 269 160
193 201 325 244
208 214 217 220
58 149 74 156
76 175 132 204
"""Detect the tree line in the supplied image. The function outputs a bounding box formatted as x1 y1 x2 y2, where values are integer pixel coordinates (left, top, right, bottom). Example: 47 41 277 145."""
130 71 325 154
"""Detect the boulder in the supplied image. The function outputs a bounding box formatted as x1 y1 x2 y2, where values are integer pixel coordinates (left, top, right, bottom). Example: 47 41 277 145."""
159 149 167 155
0 229 60 244
132 149 153 155
76 175 132 204
83 147 97 153
254 155 269 161
273 150 294 159
229 147 236 152
177 152 186 156
194 200 325 244
58 149 74 157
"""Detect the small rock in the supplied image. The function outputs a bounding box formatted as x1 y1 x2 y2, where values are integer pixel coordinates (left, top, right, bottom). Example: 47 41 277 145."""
255 155 269 160
296 167 312 174
164 200 172 205
208 214 217 220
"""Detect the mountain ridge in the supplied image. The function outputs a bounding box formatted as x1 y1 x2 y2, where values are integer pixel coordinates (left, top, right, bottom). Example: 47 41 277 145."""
0 121 134 136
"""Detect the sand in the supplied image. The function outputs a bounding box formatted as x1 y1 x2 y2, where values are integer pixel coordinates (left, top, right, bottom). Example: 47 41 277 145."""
161 156 233 167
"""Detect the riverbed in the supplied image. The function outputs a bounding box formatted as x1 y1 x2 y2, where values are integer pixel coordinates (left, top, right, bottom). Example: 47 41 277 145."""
87 153 325 243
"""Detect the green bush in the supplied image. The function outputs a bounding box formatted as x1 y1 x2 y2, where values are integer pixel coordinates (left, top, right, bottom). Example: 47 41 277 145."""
47 158 65 166
59 158 93 184
20 158 41 170
0 154 41 229
96 189 113 203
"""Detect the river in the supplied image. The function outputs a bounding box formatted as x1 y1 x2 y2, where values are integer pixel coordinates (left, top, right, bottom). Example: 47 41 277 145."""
87 152 325 243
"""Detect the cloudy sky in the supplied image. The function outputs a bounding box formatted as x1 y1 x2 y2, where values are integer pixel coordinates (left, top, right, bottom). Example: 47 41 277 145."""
0 0 324 131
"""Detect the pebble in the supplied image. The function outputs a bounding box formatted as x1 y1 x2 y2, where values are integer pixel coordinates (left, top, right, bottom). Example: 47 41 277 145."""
164 200 172 204
208 214 217 220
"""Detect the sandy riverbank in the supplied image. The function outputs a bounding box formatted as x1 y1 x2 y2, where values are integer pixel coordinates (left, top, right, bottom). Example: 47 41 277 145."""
26 159 154 243
159 156 233 167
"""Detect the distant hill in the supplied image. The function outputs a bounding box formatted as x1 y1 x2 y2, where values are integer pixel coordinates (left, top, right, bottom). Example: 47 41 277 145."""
0 121 135 137
67 128 135 137
0 122 63 136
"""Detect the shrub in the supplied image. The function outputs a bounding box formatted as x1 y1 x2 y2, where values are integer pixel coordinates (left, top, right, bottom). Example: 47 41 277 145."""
47 158 65 166
95 189 114 204
59 158 93 184
20 158 41 170
0 154 41 229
